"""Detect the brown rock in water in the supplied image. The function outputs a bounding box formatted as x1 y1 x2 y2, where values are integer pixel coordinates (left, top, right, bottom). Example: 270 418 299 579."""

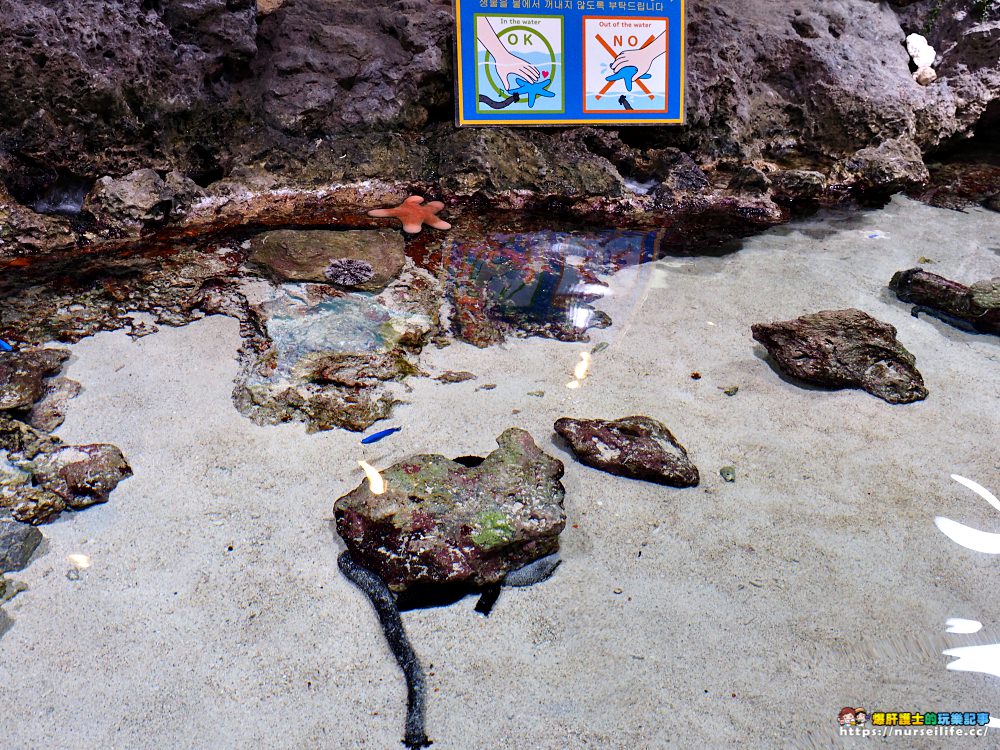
436 371 476 384
553 416 700 488
27 377 82 432
334 428 565 593
35 445 132 510
751 309 928 404
84 169 205 227
0 415 131 525
0 516 42 574
248 229 405 291
0 349 70 412
890 268 1000 335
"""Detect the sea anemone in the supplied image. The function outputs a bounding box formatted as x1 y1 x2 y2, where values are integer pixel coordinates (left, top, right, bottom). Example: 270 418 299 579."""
325 258 375 287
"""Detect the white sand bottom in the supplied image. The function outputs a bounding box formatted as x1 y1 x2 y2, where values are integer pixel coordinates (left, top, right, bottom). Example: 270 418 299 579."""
2 196 999 749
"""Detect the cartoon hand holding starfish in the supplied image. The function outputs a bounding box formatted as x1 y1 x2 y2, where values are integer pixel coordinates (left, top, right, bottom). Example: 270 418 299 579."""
609 31 667 88
477 17 540 88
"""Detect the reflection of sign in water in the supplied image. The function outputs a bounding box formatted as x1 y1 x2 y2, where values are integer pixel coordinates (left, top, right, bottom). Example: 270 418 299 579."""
583 17 669 113
455 0 685 125
475 15 564 114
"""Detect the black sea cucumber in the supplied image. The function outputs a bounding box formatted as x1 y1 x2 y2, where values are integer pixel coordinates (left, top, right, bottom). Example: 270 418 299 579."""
338 551 431 748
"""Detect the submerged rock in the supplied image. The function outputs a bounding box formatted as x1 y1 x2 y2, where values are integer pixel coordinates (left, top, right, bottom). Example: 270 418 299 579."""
0 349 70 412
0 517 42 573
27 376 82 432
554 416 700 488
85 169 205 227
890 268 1000 335
0 244 246 345
445 229 650 347
249 229 405 291
751 309 928 404
436 370 476 384
0 416 132 525
334 428 566 593
235 265 439 432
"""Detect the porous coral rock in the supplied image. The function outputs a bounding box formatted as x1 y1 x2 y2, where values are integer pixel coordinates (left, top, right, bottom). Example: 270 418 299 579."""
334 428 566 593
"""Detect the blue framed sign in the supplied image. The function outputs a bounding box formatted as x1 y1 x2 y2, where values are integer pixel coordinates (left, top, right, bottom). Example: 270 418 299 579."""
454 0 685 125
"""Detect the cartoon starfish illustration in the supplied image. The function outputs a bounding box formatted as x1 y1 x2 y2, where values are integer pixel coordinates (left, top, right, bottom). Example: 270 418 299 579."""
368 196 452 234
605 65 652 92
507 76 555 108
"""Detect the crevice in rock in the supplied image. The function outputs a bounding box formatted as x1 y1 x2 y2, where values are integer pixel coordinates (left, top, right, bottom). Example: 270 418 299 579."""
4 166 94 217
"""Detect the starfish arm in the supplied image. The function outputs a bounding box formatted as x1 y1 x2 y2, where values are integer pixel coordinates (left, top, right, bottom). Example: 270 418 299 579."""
401 220 424 233
427 218 452 230
404 195 425 205
424 201 445 211
368 208 396 218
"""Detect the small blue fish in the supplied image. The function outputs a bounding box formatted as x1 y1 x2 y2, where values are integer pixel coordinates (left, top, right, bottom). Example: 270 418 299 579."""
361 427 402 445
604 65 652 92
0 339 13 352
507 76 555 108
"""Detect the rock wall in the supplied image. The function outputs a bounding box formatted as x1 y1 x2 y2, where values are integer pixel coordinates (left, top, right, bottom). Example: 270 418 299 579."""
0 0 997 241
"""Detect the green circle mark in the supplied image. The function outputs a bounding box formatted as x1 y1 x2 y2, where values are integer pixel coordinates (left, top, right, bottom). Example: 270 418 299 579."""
484 25 556 97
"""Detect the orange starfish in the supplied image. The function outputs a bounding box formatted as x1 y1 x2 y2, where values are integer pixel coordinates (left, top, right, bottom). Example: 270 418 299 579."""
367 195 452 234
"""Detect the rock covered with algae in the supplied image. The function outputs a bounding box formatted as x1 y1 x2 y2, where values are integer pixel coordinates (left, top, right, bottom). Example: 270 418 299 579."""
334 428 566 593
751 309 928 404
235 262 440 433
249 229 405 291
554 416 700 488
0 415 132 525
0 349 70 412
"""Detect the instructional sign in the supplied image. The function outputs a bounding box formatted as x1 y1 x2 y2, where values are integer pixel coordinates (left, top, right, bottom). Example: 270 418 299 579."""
455 0 685 125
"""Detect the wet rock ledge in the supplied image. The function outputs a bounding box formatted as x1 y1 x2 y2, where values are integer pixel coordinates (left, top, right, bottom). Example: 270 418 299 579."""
2 1 1000 262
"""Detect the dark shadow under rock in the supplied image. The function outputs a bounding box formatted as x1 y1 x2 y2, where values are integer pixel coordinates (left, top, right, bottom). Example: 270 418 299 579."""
890 268 1000 335
334 428 565 593
751 309 928 404
553 415 699 488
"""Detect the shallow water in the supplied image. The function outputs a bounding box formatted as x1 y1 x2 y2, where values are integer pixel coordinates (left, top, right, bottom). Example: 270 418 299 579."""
1 196 999 748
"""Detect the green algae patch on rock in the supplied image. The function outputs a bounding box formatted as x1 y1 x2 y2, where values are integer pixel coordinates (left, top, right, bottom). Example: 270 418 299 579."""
334 428 566 593
970 278 1000 310
248 229 405 291
471 510 516 549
